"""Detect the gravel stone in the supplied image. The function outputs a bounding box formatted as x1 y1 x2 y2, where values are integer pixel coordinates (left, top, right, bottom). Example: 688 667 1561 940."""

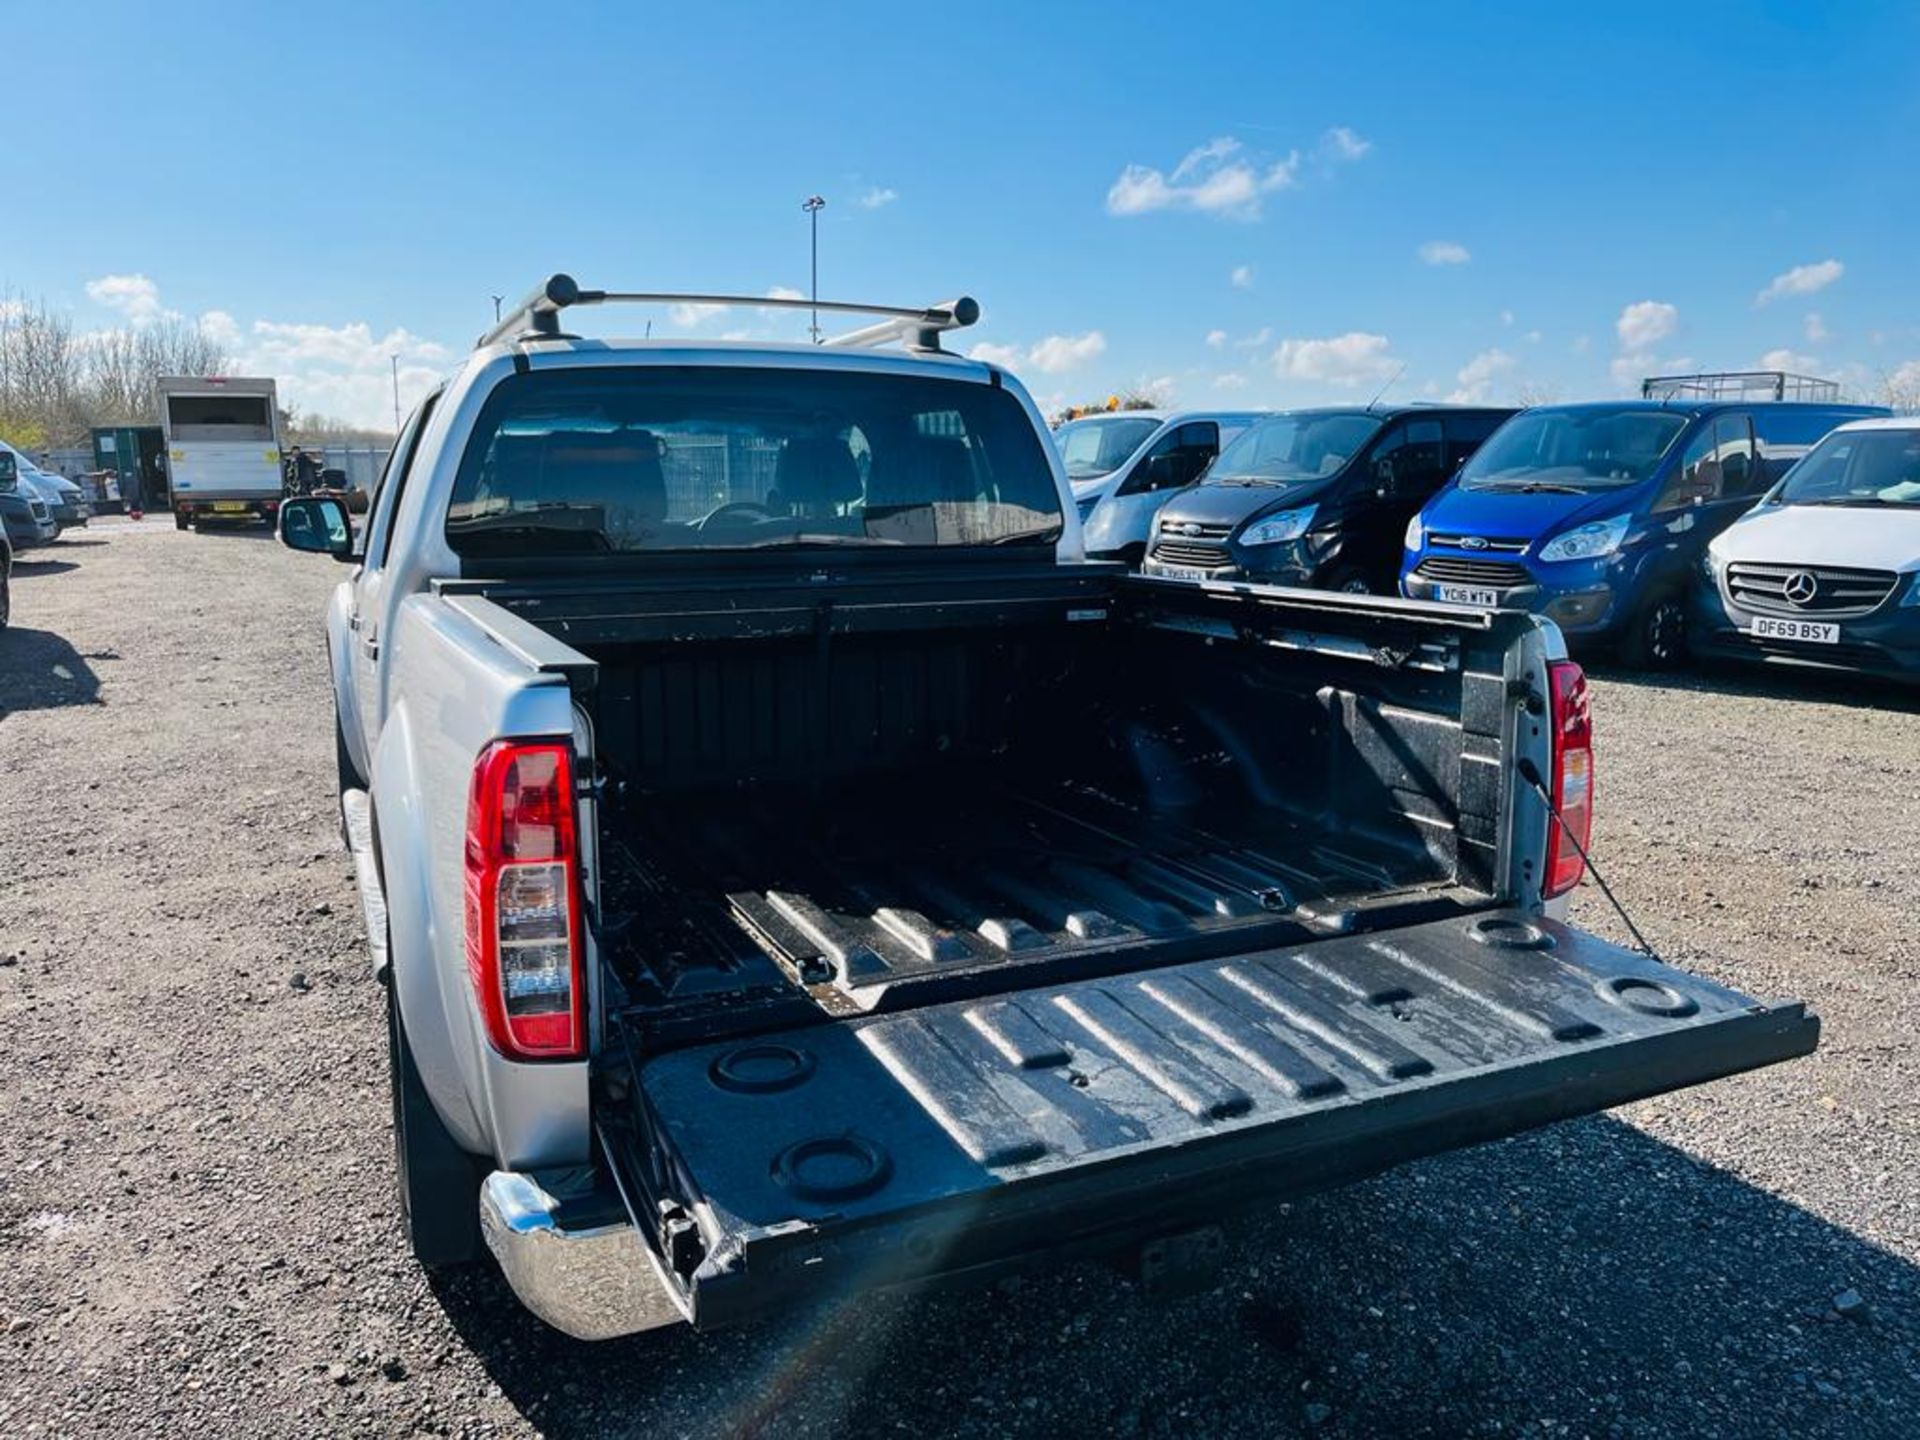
1 520 1916 1438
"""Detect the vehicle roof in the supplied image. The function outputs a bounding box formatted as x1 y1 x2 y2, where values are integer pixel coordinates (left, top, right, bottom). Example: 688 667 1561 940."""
1250 402 1515 421
1826 414 1920 433
498 335 1003 382
1515 398 1884 418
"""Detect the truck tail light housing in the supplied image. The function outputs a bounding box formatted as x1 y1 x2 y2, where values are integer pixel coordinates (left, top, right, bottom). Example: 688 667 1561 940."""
1543 660 1593 899
463 740 585 1059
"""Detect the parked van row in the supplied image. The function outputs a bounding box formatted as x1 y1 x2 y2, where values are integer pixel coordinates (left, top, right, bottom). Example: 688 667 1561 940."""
1400 396 1882 667
1064 375 1910 681
0 440 93 551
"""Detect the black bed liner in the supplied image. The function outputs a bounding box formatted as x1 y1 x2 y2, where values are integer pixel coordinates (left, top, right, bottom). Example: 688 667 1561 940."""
601 774 1482 1039
608 911 1817 1329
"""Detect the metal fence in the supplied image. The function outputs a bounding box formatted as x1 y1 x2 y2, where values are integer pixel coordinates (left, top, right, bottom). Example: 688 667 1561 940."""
31 443 391 490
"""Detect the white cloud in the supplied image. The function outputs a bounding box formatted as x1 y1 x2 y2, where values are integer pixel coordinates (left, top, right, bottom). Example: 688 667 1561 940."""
966 341 1026 368
1230 264 1254 289
1106 136 1300 220
1232 326 1272 351
1418 241 1471 266
1321 126 1372 161
766 286 805 301
1573 334 1592 355
1205 328 1229 349
1759 347 1819 374
1448 347 1515 403
1499 309 1516 328
237 318 451 429
856 186 898 209
1616 300 1678 351
197 309 241 347
75 272 448 429
85 273 173 325
1524 330 1542 344
1272 331 1396 387
1804 311 1831 343
667 302 727 327
1756 259 1843 306
1028 331 1107 373
969 330 1108 376
1212 372 1249 390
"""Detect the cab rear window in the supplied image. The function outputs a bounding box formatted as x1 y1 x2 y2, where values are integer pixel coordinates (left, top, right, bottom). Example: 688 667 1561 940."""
445 366 1062 556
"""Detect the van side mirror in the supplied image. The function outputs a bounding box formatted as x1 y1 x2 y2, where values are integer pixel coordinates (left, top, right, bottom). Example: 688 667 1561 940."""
279 495 355 560
0 452 15 488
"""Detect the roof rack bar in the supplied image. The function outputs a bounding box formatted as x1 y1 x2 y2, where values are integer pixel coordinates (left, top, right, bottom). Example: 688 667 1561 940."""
477 274 979 352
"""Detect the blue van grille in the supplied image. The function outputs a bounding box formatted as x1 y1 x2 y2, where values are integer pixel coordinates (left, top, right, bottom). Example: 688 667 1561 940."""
1415 556 1531 588
1427 533 1528 554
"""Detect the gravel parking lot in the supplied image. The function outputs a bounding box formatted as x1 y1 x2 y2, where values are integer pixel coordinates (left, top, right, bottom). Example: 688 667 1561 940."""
2 522 1916 1439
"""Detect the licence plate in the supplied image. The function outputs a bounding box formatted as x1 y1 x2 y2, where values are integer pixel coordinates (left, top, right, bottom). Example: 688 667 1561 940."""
1437 584 1501 607
1147 565 1210 582
1750 616 1839 645
212 502 250 513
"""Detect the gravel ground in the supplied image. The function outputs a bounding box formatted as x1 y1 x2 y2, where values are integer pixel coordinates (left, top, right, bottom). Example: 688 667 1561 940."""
1 521 1916 1439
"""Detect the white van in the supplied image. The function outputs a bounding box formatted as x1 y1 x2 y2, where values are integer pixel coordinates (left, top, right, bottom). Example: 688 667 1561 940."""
1693 416 1920 678
1056 410 1267 565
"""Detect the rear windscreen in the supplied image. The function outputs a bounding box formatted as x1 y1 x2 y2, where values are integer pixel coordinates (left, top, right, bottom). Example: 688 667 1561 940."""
167 395 273 429
166 392 276 443
445 365 1063 557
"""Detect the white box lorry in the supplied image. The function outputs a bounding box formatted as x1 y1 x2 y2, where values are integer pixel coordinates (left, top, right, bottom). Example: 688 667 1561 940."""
157 374 284 527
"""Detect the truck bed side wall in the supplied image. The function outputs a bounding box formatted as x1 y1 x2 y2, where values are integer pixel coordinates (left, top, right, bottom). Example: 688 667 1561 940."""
378 593 593 1169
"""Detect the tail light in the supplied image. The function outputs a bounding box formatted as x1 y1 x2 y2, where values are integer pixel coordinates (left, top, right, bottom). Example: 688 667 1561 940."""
1543 660 1593 898
463 740 585 1059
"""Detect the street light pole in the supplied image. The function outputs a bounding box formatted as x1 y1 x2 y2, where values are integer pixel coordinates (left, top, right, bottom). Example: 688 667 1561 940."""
802 194 826 343
491 294 504 323
390 355 401 434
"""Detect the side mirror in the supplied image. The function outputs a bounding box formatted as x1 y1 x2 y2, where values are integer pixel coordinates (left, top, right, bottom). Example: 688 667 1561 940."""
279 495 354 560
0 452 15 489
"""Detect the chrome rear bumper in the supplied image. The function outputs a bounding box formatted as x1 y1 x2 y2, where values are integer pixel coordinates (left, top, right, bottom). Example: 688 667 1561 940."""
479 1169 687 1340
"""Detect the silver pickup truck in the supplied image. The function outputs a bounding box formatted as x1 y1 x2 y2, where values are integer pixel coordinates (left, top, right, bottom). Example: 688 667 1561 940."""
277 277 1818 1340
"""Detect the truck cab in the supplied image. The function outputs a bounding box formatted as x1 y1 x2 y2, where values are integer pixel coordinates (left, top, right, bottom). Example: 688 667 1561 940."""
276 278 1817 1340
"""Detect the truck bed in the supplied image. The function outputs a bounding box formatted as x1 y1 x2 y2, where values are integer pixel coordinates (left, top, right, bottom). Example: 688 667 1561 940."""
600 768 1480 1032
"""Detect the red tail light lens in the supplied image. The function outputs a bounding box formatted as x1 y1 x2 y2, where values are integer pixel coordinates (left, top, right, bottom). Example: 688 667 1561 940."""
463 741 584 1059
1543 660 1593 898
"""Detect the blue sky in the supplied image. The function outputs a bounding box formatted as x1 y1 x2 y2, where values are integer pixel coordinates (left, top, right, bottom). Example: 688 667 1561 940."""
7 0 1918 427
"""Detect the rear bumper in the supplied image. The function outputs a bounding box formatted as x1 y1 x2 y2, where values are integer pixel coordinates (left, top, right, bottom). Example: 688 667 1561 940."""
479 1169 687 1340
1689 584 1920 679
177 495 280 517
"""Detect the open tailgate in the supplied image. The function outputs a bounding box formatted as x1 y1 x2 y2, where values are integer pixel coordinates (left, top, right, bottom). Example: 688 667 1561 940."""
615 911 1816 1329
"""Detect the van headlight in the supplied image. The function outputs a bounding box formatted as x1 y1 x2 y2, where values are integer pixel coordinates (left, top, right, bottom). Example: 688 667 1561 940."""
1538 514 1630 564
1404 512 1424 551
1902 572 1920 608
1240 505 1317 546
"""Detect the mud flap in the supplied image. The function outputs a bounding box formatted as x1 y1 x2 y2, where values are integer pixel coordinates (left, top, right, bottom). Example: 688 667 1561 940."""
620 911 1817 1329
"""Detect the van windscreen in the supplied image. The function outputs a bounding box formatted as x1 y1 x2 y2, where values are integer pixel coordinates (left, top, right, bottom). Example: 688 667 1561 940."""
1460 408 1688 491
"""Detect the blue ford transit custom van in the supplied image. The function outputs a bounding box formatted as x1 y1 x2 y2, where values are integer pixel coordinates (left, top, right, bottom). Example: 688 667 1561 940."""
1401 395 1884 665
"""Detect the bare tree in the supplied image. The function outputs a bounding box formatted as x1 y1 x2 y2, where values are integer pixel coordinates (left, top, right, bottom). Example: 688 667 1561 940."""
0 288 230 446
0 291 81 448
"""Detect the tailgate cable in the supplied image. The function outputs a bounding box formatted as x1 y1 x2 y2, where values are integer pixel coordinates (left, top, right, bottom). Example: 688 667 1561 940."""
1516 758 1662 963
